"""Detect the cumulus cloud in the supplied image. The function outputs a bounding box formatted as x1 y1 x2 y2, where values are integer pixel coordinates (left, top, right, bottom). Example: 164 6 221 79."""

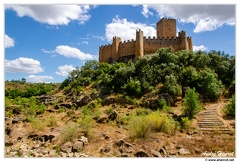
5 34 15 48
56 64 75 76
5 57 44 74
5 5 93 25
141 5 153 18
55 45 94 60
193 45 208 51
105 15 156 42
26 75 54 83
140 5 235 33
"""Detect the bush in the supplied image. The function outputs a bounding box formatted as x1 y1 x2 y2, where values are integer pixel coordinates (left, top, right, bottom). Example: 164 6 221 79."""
28 117 46 132
146 112 177 135
224 94 235 118
127 111 177 139
183 88 202 119
123 77 142 96
180 116 191 130
47 116 57 127
60 124 80 144
78 115 93 138
127 115 152 139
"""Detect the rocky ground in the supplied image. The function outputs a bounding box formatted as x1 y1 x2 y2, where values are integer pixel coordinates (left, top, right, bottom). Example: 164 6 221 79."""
5 91 235 158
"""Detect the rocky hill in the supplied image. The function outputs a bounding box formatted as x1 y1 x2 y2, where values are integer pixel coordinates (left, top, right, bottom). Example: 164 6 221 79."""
5 48 235 158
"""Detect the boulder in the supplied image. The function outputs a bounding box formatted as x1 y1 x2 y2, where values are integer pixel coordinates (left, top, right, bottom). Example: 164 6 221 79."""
5 139 14 147
108 110 118 121
72 141 84 152
96 116 108 123
151 150 162 157
12 118 20 124
76 95 92 107
114 139 124 147
28 134 39 141
79 136 88 145
100 146 111 153
178 148 191 155
102 96 116 106
159 147 168 156
134 150 149 157
61 142 72 153
60 103 72 109
5 127 11 136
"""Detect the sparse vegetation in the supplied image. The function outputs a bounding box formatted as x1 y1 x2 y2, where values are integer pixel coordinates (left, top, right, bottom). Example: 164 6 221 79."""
224 94 235 118
28 117 46 132
59 124 81 144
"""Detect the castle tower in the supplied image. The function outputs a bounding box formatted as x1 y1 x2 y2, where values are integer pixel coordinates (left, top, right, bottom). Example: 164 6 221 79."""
187 37 193 50
99 46 103 62
178 31 188 50
135 29 144 59
111 36 121 60
156 18 176 38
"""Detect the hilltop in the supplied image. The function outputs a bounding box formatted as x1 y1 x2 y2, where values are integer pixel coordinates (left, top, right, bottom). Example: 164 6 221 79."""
5 47 235 157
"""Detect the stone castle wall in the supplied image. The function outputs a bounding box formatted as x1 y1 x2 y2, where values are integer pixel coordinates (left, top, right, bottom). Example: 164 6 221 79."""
99 18 193 62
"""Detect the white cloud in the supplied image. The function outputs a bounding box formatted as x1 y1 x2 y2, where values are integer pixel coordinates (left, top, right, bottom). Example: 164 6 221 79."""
41 49 55 54
26 75 54 83
141 5 153 18
105 15 156 42
5 5 93 25
82 41 89 44
55 45 94 60
5 57 44 74
141 5 235 33
56 65 75 76
193 45 207 51
5 34 15 48
92 35 106 41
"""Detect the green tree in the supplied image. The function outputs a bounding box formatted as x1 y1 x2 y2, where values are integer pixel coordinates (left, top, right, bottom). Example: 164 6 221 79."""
197 68 224 100
183 88 201 119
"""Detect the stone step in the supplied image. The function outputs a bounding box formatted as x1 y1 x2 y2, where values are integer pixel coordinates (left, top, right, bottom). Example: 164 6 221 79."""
200 115 218 117
200 119 221 121
198 126 227 129
198 121 223 124
199 128 234 134
198 124 224 128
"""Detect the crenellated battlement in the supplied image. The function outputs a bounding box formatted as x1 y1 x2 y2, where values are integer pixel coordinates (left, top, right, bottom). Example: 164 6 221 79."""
99 18 193 62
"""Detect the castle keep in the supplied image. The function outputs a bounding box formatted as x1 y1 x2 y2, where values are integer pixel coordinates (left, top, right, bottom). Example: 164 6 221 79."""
99 18 193 62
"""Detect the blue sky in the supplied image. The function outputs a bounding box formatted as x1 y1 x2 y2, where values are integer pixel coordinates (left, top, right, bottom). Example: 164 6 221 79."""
4 4 236 83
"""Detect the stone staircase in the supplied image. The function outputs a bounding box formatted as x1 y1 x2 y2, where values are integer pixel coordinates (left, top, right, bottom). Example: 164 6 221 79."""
197 103 234 134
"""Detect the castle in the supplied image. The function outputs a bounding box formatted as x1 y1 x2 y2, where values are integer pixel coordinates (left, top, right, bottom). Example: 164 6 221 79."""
99 18 193 62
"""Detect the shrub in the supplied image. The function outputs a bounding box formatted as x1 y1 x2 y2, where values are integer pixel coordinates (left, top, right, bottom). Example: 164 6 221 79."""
123 77 142 97
158 98 167 109
180 116 191 130
47 116 57 127
127 115 152 139
78 115 93 139
146 112 177 135
29 117 46 132
224 94 235 118
60 124 80 144
183 88 202 119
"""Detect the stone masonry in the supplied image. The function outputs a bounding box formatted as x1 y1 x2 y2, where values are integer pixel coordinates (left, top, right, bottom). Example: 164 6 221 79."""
99 18 193 62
